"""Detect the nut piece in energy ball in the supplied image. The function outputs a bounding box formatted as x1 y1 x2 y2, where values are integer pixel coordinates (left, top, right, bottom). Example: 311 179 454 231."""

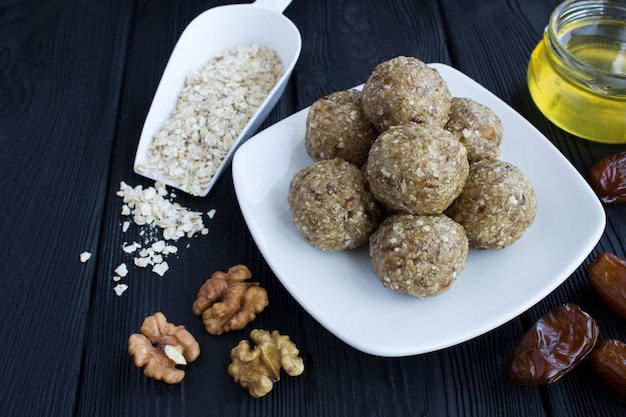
305 89 378 168
361 56 452 132
228 329 304 398
590 338 626 404
369 214 468 298
128 312 200 384
364 123 469 214
445 97 503 163
192 264 268 335
586 252 626 321
446 159 536 249
507 303 599 385
288 158 384 251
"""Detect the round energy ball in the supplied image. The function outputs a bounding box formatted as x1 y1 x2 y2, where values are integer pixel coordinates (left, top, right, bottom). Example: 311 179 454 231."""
288 158 384 251
445 159 537 249
369 214 469 298
361 56 452 132
305 89 378 168
364 123 469 214
445 97 504 163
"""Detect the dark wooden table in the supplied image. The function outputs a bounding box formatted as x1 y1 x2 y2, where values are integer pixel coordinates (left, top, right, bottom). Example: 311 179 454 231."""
3 0 626 415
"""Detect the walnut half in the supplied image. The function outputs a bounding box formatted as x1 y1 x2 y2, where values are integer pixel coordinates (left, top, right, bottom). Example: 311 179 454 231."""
192 264 269 335
228 329 304 397
128 312 200 384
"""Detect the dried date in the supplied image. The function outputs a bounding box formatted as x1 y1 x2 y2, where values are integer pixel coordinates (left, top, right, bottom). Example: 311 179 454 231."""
586 252 626 320
507 303 599 385
590 339 626 403
588 150 626 204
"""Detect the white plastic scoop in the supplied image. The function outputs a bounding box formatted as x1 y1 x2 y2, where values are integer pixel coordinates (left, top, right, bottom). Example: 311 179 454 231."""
133 0 302 196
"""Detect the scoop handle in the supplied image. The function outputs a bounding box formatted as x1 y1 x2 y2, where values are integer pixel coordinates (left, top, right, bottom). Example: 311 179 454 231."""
251 0 293 14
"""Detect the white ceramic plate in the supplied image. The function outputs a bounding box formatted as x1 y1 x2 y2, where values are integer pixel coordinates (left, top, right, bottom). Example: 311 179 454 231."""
134 1 301 196
232 63 606 357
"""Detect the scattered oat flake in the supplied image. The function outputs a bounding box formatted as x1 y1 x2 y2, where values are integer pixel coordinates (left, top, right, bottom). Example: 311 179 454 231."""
113 283 129 296
114 263 129 278
152 262 169 277
122 221 130 232
116 181 207 241
207 209 216 219
80 252 92 263
114 180 207 285
134 257 150 268
122 242 141 254
164 245 178 255
151 254 163 265
151 240 166 253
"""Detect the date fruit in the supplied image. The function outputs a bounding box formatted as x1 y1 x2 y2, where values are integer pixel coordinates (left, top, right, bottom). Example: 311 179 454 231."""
507 303 599 385
590 339 626 404
586 252 626 321
588 150 626 204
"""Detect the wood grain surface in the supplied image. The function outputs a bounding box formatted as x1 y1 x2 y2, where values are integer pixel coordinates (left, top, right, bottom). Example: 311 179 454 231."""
2 0 626 416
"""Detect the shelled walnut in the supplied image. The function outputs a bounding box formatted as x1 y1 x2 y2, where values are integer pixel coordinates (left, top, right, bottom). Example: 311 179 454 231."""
128 312 200 384
192 264 269 335
228 329 304 397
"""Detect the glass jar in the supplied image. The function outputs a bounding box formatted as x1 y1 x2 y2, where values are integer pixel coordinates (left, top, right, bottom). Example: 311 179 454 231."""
527 0 626 143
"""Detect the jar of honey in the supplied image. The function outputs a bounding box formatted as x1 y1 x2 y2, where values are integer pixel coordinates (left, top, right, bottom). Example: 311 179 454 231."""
527 0 626 143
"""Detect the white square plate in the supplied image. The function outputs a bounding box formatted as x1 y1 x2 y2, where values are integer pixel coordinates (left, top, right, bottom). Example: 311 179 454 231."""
232 63 606 357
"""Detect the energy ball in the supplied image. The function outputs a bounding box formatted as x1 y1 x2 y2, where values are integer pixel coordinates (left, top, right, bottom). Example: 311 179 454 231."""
288 158 384 251
445 97 504 163
445 159 537 250
369 214 468 298
305 90 378 168
361 56 452 132
364 123 469 215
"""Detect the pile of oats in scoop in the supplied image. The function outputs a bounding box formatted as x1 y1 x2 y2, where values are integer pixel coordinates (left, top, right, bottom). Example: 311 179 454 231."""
136 44 284 196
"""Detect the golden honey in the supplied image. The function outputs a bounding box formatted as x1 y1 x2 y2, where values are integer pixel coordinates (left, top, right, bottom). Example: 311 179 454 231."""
527 0 626 143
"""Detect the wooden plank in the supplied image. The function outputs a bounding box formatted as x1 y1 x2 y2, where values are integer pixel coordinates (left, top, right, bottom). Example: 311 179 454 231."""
0 0 132 415
288 0 451 108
